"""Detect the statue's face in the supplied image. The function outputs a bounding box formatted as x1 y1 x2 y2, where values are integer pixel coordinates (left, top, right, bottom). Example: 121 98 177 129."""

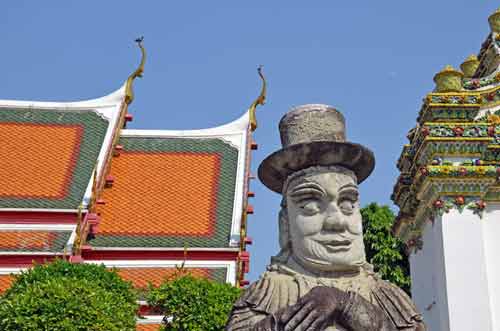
286 170 366 272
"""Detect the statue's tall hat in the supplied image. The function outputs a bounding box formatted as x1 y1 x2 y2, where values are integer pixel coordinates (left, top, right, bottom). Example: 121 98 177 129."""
258 104 375 193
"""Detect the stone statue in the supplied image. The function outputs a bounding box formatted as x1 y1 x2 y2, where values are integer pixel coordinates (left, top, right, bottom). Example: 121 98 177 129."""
226 105 425 331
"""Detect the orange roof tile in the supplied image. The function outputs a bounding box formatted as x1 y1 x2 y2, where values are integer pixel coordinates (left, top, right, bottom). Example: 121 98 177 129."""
88 137 239 248
97 152 220 237
0 274 15 293
0 230 71 252
0 123 82 199
116 267 210 289
0 231 55 250
136 324 162 331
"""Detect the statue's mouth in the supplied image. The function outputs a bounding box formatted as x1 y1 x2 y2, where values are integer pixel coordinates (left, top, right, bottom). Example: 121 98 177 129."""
315 238 352 252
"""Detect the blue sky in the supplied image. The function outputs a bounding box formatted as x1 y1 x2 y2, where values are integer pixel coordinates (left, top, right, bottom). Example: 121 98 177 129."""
3 1 498 281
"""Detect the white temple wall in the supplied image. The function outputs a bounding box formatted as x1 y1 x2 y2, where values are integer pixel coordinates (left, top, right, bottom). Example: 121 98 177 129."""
411 208 499 330
429 217 450 331
440 209 493 331
410 220 449 331
482 203 500 330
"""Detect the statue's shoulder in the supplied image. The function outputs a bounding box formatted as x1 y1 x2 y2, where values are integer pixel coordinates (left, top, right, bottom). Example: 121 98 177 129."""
234 269 299 314
371 277 425 329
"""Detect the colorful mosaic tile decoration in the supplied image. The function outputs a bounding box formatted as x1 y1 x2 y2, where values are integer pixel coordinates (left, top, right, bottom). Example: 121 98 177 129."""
392 12 500 252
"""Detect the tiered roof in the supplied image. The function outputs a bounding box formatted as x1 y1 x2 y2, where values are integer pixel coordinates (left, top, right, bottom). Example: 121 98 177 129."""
80 111 254 286
87 119 248 250
0 86 127 211
0 85 127 266
392 9 500 251
0 40 263 329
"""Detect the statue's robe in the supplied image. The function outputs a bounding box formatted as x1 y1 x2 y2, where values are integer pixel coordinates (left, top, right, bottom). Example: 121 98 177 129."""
226 263 425 331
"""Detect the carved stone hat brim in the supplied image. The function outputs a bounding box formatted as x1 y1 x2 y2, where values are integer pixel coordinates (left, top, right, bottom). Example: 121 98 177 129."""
258 141 375 194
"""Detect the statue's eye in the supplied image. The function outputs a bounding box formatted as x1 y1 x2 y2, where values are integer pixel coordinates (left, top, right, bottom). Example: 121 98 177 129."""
338 198 356 215
300 200 321 215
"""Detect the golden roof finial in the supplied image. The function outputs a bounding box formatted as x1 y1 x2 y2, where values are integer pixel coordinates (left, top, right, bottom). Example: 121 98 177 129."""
433 65 464 92
460 55 480 78
489 8 500 33
125 36 146 105
248 65 267 132
464 54 479 62
435 65 462 76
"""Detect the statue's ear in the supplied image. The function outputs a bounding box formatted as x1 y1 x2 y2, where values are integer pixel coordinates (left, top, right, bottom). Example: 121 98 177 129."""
278 205 290 250
271 200 292 265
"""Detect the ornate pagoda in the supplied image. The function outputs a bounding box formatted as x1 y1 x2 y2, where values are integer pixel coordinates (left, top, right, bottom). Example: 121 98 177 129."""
392 9 500 331
0 40 263 329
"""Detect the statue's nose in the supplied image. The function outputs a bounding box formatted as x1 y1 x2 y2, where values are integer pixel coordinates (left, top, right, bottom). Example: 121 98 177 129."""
323 205 347 232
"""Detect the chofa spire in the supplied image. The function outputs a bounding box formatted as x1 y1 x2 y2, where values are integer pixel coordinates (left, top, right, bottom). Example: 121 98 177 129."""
125 37 146 105
248 65 267 131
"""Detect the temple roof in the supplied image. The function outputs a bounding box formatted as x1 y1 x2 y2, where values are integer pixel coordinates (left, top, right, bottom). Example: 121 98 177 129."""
136 324 161 331
0 81 253 287
0 84 252 251
0 223 76 255
87 113 251 250
0 38 261 292
0 274 14 294
115 267 227 289
0 230 72 253
0 86 127 211
0 38 258 328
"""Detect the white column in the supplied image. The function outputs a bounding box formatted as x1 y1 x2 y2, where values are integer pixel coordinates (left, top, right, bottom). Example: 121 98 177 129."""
410 220 449 331
482 203 500 330
440 209 493 331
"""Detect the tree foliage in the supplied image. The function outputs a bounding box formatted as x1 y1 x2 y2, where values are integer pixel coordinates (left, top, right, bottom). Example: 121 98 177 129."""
361 203 411 294
147 274 241 331
0 259 138 331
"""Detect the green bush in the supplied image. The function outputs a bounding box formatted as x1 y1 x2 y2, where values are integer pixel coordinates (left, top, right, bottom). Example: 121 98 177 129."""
147 274 241 331
361 203 411 294
0 259 138 331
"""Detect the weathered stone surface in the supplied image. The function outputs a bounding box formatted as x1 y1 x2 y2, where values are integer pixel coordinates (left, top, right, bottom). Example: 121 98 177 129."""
279 104 346 146
226 105 425 331
258 104 375 194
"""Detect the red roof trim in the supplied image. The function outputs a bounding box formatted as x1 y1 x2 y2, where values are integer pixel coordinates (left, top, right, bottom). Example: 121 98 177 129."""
82 250 238 261
0 211 78 224
0 255 59 267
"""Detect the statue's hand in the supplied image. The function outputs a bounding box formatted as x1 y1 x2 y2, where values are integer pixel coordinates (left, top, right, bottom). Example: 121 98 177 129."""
277 286 348 331
337 292 398 331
